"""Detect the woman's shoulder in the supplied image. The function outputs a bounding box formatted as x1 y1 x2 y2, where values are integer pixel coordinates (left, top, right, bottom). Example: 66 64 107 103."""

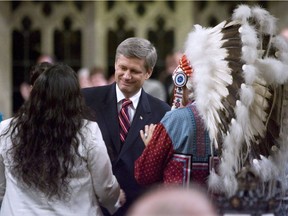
81 119 100 134
81 120 104 143
0 118 13 152
0 118 13 133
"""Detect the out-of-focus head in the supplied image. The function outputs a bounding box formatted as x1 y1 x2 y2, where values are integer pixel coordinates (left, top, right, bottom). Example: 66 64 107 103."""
37 54 55 64
114 37 156 98
165 51 183 75
280 28 288 41
89 66 107 87
127 186 218 216
77 68 92 88
20 62 54 101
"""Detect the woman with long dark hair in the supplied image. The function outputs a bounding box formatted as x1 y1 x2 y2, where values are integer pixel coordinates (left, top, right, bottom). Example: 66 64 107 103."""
0 63 123 215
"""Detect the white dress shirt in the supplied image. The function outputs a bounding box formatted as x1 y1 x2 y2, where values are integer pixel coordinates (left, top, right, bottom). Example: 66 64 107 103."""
116 84 142 123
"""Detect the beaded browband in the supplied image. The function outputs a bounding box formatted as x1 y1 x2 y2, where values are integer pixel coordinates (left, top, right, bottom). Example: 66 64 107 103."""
171 55 193 110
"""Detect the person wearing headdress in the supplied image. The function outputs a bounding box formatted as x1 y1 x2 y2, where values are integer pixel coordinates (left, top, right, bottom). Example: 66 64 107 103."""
135 4 288 202
135 55 216 188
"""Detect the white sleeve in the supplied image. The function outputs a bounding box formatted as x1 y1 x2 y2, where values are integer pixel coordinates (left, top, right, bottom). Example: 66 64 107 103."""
86 122 120 214
0 121 7 201
0 154 5 202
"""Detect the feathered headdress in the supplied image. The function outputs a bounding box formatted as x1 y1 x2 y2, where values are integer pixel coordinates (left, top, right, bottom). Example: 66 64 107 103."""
180 4 288 196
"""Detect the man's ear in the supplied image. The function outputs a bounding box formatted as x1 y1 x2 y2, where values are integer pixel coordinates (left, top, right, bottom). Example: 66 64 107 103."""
145 69 152 80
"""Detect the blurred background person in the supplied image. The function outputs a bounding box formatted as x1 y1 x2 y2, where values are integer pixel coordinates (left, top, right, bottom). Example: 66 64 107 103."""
36 54 56 64
108 74 116 85
78 67 92 88
90 66 108 87
143 79 166 102
29 62 54 86
157 51 182 104
19 61 54 101
78 66 108 88
281 27 288 40
0 63 124 215
19 54 55 103
19 82 31 101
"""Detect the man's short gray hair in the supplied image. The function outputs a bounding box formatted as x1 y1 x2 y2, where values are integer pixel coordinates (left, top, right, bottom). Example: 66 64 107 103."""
115 37 157 71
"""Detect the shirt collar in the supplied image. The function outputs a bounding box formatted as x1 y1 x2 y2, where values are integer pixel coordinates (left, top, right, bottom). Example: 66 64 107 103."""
116 84 142 109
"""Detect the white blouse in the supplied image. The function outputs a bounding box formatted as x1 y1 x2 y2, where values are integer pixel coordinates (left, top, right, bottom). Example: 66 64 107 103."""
0 118 120 216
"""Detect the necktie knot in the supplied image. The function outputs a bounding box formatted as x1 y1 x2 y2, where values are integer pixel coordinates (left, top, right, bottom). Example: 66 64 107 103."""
122 98 132 109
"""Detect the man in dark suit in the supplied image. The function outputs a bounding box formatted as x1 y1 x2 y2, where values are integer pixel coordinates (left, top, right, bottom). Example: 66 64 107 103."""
82 37 170 216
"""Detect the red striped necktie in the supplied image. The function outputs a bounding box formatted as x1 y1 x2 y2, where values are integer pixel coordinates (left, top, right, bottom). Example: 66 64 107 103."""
119 98 132 144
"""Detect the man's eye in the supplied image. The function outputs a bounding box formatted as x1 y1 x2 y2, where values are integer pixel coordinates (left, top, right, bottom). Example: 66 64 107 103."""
131 70 140 74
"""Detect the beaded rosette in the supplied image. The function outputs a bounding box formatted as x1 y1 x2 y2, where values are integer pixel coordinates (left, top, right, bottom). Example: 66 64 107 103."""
171 55 193 110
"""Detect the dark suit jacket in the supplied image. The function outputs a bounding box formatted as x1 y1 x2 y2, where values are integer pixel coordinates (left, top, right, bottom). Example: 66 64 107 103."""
82 83 170 216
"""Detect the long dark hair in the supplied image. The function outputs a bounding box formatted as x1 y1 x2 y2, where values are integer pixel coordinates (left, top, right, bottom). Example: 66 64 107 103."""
29 62 53 85
4 63 88 199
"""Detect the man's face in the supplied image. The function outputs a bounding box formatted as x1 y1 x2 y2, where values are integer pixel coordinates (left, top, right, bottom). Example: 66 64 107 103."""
115 55 151 98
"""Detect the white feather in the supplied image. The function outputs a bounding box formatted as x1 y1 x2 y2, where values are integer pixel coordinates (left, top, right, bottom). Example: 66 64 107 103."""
255 58 288 85
273 36 288 61
240 23 259 47
240 84 255 107
253 83 272 99
242 64 258 85
242 45 258 64
229 118 244 145
215 68 233 85
232 4 251 23
249 110 267 137
251 6 277 35
223 175 238 197
219 155 235 177
235 100 255 141
257 156 279 181
208 169 223 193
250 102 268 122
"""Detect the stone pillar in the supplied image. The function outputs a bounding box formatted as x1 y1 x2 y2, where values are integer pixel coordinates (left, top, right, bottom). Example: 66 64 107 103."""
82 1 108 72
95 1 108 69
0 2 12 119
174 1 194 51
82 2 96 69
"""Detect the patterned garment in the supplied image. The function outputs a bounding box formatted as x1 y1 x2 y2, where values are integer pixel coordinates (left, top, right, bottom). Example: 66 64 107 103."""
135 102 218 187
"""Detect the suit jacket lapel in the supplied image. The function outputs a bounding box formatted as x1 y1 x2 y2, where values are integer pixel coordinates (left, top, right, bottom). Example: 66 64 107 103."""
100 83 122 154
